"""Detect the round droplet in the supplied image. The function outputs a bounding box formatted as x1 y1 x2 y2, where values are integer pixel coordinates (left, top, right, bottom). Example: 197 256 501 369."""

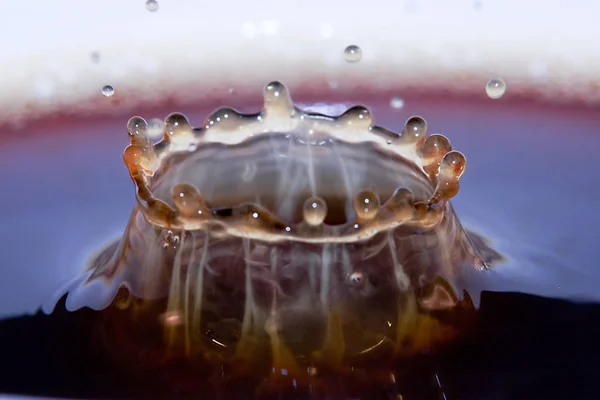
349 272 364 286
126 116 148 137
146 0 159 11
485 78 506 99
343 45 362 63
390 96 405 109
402 116 427 143
90 52 100 64
101 85 114 97
340 105 372 128
165 113 192 137
439 151 466 181
123 145 148 170
171 183 206 217
303 196 328 226
353 190 380 221
146 118 165 140
422 134 453 175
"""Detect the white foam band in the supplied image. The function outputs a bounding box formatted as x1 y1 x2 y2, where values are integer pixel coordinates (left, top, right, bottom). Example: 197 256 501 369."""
1 0 599 124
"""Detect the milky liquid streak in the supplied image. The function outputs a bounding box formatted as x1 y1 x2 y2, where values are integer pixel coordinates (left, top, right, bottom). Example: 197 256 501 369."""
0 0 599 322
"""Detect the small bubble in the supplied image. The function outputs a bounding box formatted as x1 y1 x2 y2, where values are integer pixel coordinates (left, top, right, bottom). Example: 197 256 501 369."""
146 0 159 12
162 230 180 249
343 45 362 63
90 52 100 64
101 85 115 97
422 134 453 176
349 272 364 286
390 96 405 109
485 78 506 99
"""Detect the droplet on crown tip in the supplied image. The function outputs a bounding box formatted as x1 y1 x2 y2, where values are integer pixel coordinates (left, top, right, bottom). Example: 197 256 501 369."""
119 82 471 241
164 112 193 140
126 116 152 146
302 196 328 226
439 151 466 181
427 151 466 204
353 190 380 221
401 115 428 145
422 134 453 176
263 81 294 116
339 105 373 128
127 116 148 137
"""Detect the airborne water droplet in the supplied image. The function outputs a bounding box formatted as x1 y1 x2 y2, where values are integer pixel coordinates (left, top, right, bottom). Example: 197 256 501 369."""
146 0 159 12
101 85 114 97
343 45 362 63
485 78 506 99
390 96 405 109
146 118 165 140
90 52 100 64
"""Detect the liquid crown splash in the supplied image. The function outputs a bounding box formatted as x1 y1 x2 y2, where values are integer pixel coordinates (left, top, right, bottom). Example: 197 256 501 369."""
124 82 467 241
62 82 493 387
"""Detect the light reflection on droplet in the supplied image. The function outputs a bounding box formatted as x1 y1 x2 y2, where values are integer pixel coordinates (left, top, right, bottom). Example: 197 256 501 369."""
343 45 362 63
390 96 405 109
486 78 507 99
146 0 159 12
101 85 115 97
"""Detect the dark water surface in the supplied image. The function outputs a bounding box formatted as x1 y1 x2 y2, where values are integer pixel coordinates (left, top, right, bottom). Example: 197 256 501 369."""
0 291 598 400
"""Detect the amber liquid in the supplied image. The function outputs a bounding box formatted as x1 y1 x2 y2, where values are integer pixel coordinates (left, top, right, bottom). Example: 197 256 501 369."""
0 291 599 400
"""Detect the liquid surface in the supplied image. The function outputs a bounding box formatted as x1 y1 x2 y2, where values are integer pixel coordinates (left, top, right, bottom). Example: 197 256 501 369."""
1 292 598 399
